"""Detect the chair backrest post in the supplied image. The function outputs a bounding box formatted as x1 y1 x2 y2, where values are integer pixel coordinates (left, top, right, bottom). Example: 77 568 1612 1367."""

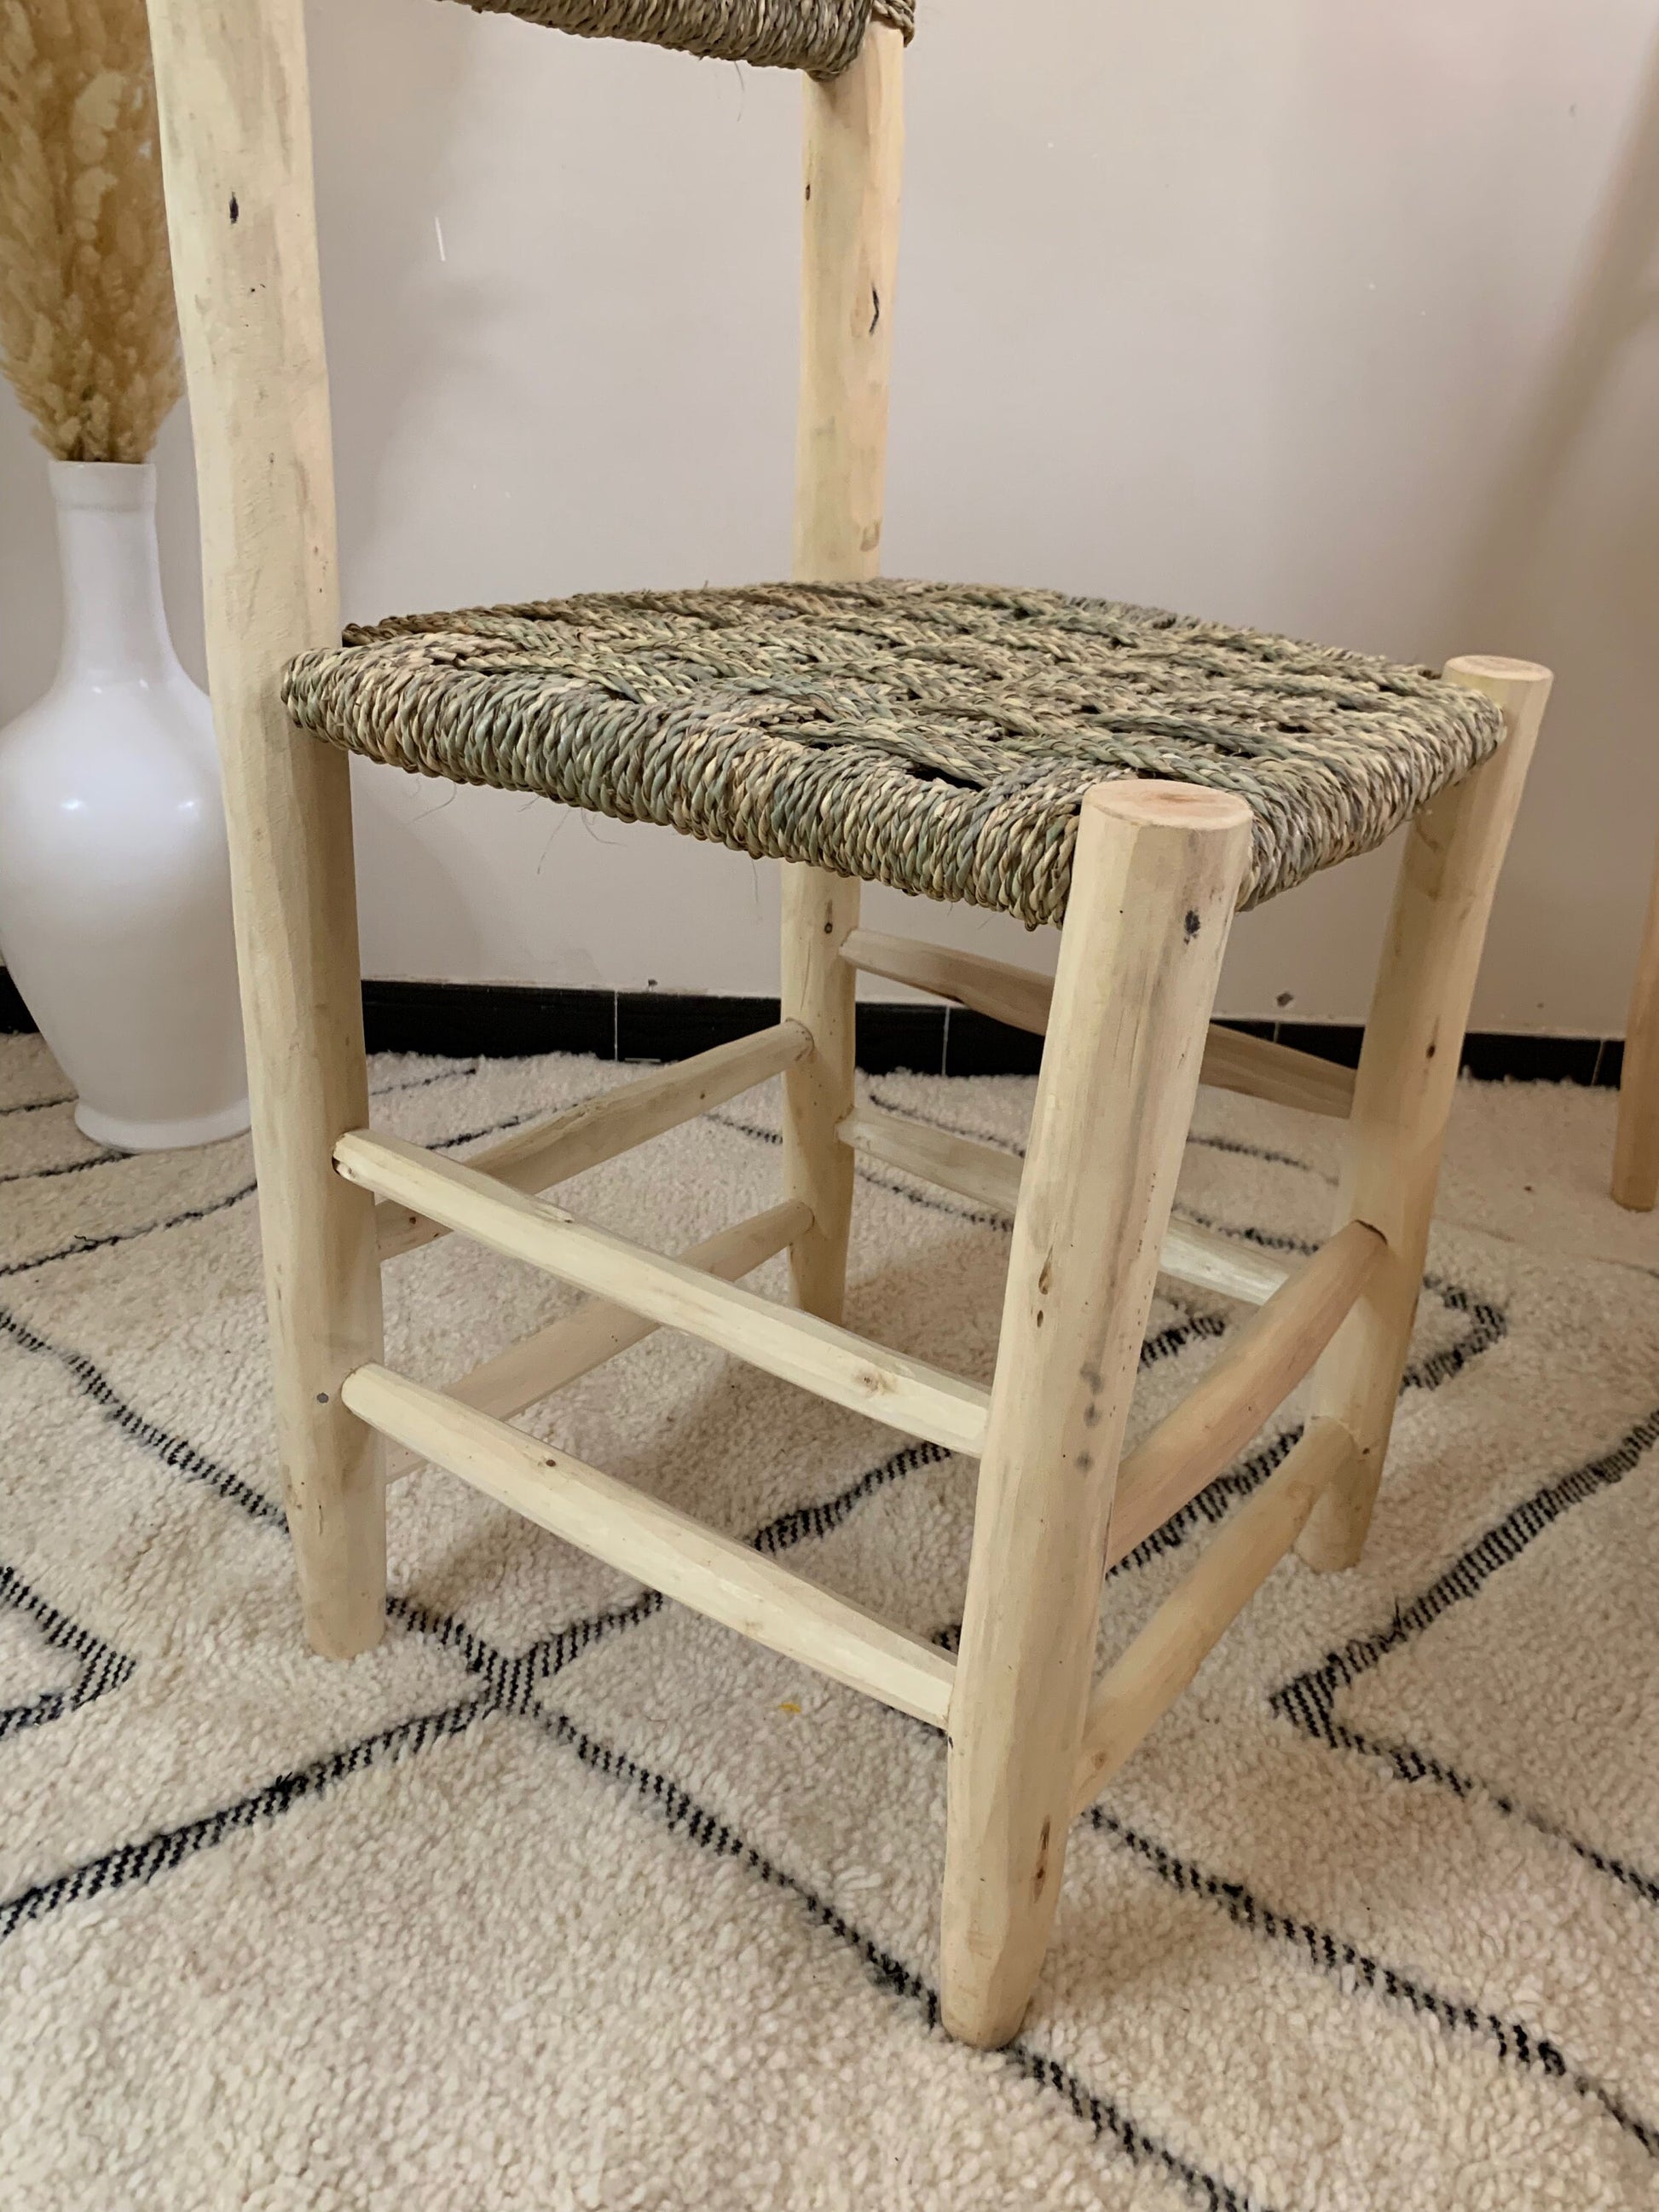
148 0 342 697
793 24 905 586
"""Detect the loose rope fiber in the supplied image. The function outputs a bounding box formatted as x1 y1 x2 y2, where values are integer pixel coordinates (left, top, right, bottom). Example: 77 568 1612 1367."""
442 0 912 77
284 580 1506 927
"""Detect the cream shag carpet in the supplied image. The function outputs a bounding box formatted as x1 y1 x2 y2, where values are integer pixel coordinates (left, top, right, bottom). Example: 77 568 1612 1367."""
3 1031 1657 2212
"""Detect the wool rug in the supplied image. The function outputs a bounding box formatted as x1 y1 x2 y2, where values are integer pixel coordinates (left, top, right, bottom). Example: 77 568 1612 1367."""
2 1031 1656 2211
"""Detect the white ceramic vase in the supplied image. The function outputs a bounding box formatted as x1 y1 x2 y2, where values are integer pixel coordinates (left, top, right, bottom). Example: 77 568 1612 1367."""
0 459 250 1150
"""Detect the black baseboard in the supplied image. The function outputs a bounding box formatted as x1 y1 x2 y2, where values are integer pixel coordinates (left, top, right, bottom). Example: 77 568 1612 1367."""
358 979 1628 1089
0 968 1627 1086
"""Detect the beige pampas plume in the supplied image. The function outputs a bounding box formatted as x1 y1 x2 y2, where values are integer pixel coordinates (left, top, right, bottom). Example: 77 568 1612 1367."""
0 0 182 463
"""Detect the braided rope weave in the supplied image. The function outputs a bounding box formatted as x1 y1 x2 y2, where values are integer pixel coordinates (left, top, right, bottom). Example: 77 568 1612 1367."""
284 580 1506 928
442 0 912 77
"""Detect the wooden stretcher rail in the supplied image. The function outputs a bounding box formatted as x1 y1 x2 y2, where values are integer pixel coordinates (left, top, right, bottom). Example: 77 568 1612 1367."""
836 1105 1292 1307
345 1362 957 1729
377 1020 812 1260
383 1200 809 1484
1104 1220 1385 1568
841 928 1357 1118
338 1129 991 1458
1072 1417 1356 1815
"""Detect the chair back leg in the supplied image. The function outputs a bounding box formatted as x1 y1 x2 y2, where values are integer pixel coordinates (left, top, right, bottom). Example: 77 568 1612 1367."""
1298 656 1552 1572
940 782 1252 2049
1612 827 1659 1210
780 864 860 1323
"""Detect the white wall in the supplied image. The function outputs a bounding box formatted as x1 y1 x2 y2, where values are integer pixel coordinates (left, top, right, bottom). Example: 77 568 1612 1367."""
4 0 1659 1028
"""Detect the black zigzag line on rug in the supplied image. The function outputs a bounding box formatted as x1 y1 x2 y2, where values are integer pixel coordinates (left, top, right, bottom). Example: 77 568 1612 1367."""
0 1060 483 1193
9 1070 1601 2174
0 1150 124 1187
865 1085 1327 1182
0 1562 136 1741
0 1096 557 1279
530 1701 1272 2212
4 1349 1630 2199
0 1303 285 1526
0 1446 1268 2210
0 1697 490 1944
866 1091 1506 1366
0 1645 1266 2212
0 1179 257 1281
1271 1402 1659 1912
710 1106 1016 1238
1090 1808 1659 2160
0 1093 73 1117
713 1106 1233 1359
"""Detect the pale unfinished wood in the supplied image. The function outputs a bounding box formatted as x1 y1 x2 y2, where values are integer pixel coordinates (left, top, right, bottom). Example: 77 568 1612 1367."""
1198 1023 1357 1118
793 24 903 585
336 1129 990 1457
780 23 904 1326
1105 1220 1384 1568
941 782 1252 2050
383 1201 809 1484
1299 657 1552 1572
345 1362 955 1728
837 1103 1292 1306
147 0 384 1658
1613 829 1659 1209
1072 1417 1355 1817
841 927 1356 1114
378 1022 811 1260
781 869 859 1322
842 928 1052 1033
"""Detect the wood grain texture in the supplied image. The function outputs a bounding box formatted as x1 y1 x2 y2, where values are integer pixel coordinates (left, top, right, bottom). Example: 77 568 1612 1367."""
1613 827 1659 1209
147 0 384 1656
1073 1417 1355 1816
1299 657 1552 1571
940 782 1251 2049
345 1362 956 1728
780 24 904 1325
836 1104 1292 1305
382 1201 808 1484
780 869 859 1322
842 927 1356 1113
378 1023 810 1260
1106 1221 1384 1568
337 1129 990 1457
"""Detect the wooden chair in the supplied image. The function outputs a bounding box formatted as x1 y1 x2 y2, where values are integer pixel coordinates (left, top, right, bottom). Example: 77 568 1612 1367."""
146 0 1552 2048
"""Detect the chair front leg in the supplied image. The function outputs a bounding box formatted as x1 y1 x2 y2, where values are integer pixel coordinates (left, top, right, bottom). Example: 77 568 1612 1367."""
780 862 859 1324
235 735 387 1660
1299 656 1552 1572
940 782 1251 2049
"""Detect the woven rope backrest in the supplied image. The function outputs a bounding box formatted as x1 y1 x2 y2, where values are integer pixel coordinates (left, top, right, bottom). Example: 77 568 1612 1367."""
443 0 912 78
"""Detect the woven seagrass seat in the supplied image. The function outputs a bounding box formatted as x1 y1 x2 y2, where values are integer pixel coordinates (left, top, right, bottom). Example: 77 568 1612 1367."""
285 580 1506 927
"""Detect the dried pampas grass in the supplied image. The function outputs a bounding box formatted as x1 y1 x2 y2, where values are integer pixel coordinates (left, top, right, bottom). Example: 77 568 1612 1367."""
0 0 181 463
